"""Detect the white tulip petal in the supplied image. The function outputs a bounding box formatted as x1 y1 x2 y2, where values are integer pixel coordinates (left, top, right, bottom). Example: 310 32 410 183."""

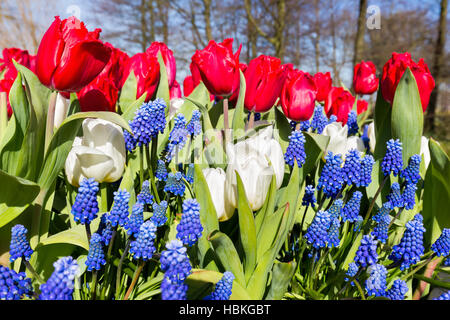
74 146 115 183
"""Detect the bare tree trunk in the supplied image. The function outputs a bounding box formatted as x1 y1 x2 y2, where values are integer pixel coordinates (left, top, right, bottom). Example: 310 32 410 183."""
330 2 338 83
353 0 367 67
157 0 169 44
203 0 213 41
314 0 321 73
425 0 447 132
140 0 149 51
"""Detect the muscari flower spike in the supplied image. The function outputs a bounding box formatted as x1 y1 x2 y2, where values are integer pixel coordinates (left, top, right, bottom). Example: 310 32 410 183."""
9 224 33 262
361 124 370 151
304 210 332 249
71 178 99 225
0 265 33 300
284 130 306 168
161 276 188 300
353 215 364 232
360 154 374 187
302 185 317 208
186 110 202 137
318 152 344 199
137 180 154 205
354 234 379 268
156 159 168 181
328 199 343 220
107 189 130 228
327 217 341 248
176 199 203 247
85 233 106 271
385 279 408 300
381 139 403 177
389 214 425 270
342 191 362 223
372 202 392 223
365 264 387 297
431 228 450 257
342 149 361 186
130 220 157 261
371 213 390 244
151 200 168 227
400 154 421 185
300 120 310 131
39 256 79 300
347 110 358 135
386 182 404 209
402 183 417 210
328 115 337 124
433 291 450 300
164 172 186 196
204 271 235 300
124 127 137 152
97 214 114 246
124 202 145 237
310 105 328 134
184 163 194 184
344 262 359 286
160 239 192 284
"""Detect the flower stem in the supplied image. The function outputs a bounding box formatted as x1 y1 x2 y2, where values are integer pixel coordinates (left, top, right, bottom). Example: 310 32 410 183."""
100 183 108 212
363 175 389 224
0 92 7 141
124 260 145 300
115 238 131 300
223 98 230 145
45 91 57 153
85 224 92 243
145 144 160 203
139 146 145 187
90 270 98 300
388 207 404 229
23 260 45 284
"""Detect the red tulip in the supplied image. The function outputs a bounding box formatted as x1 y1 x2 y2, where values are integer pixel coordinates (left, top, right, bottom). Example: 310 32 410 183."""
146 42 176 87
183 75 195 97
313 72 332 102
228 63 248 105
191 38 242 97
280 69 317 122
125 52 160 101
381 52 435 112
357 99 368 114
170 80 182 99
77 76 118 112
325 87 355 123
243 55 288 112
353 60 379 95
35 16 112 92
101 43 130 89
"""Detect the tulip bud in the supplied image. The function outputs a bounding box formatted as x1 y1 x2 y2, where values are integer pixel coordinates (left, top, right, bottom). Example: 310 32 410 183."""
322 122 365 159
146 42 177 88
353 61 379 95
125 52 160 102
53 93 69 129
325 87 355 123
366 122 376 153
313 72 332 102
202 168 234 221
65 118 126 187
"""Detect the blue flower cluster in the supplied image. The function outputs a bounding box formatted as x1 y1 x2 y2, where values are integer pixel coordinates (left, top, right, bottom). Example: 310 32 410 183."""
204 271 235 300
328 199 343 219
39 256 79 300
177 199 203 247
317 152 343 199
385 279 408 300
97 214 114 246
107 189 130 228
310 105 328 134
346 110 358 135
342 149 361 186
151 200 168 227
400 154 421 185
71 178 99 225
387 182 404 209
166 114 189 162
381 139 403 177
302 185 316 208
184 163 195 184
137 180 154 205
86 233 107 271
9 224 33 262
354 234 378 268
124 202 145 237
327 218 341 248
186 110 202 137
130 220 157 261
284 130 306 167
156 159 168 181
342 191 362 223
304 210 332 249
164 172 186 196
344 262 359 286
402 183 417 210
365 264 387 297
431 228 450 257
0 265 32 300
360 154 374 187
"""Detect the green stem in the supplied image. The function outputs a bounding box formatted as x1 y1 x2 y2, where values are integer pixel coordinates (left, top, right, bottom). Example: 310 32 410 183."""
116 239 131 300
145 144 160 203
388 207 404 229
101 183 108 213
353 279 366 300
23 260 45 284
139 146 145 187
401 253 436 281
124 260 145 300
90 271 98 300
85 224 92 243
363 175 389 224
0 92 7 141
45 91 57 153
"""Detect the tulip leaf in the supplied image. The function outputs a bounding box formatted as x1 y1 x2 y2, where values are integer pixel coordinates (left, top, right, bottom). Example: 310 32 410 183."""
186 269 251 300
373 86 393 160
121 93 147 122
231 70 246 133
422 138 450 244
119 71 138 114
0 168 40 208
156 51 170 107
303 132 329 176
341 231 363 271
208 230 246 287
266 261 297 300
235 171 257 284
38 112 131 192
36 222 92 251
391 67 423 164
274 106 291 152
255 174 277 238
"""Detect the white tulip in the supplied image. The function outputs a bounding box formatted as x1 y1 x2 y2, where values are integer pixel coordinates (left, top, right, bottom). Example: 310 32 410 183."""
53 93 69 129
322 122 365 159
420 136 431 170
367 122 376 153
202 167 233 221
168 98 184 120
65 118 126 187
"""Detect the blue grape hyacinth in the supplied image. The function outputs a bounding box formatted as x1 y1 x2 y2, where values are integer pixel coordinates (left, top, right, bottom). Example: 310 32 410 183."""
402 183 417 210
304 210 332 249
372 202 391 223
137 180 154 205
284 130 306 167
431 228 450 257
107 189 130 228
130 220 157 261
371 213 390 244
381 139 403 177
353 215 364 232
360 154 374 187
365 264 387 297
124 202 145 237
184 163 194 184
151 200 168 227
0 265 33 300
160 239 192 284
164 172 186 196
385 279 408 300
328 199 343 219
299 120 310 131
85 233 106 271
328 114 337 124
354 234 379 268
310 105 328 134
71 178 99 225
9 224 33 262
387 182 404 209
400 154 421 185
433 291 450 300
389 214 425 270
156 159 168 181
177 199 203 247
347 110 358 135
342 191 362 223
161 276 188 300
327 217 341 248
302 185 316 208
342 149 361 186
204 271 235 300
344 262 359 286
186 110 202 137
39 256 79 300
97 214 114 246
317 152 344 199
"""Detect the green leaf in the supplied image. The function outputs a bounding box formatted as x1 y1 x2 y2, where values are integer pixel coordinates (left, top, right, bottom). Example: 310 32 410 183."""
422 138 450 244
266 261 296 300
186 269 251 300
255 174 277 238
208 230 246 287
121 93 147 122
156 51 170 106
414 274 450 290
391 68 423 164
342 232 363 270
373 86 393 160
36 222 92 251
231 70 246 132
118 71 138 113
235 171 257 283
